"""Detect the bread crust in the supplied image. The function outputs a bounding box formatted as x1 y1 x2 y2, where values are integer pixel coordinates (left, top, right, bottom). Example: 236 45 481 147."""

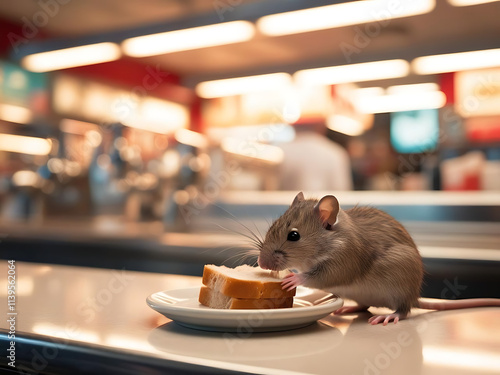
202 265 296 299
199 286 294 309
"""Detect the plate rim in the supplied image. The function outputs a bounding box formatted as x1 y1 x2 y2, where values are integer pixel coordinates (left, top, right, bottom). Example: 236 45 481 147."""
146 286 343 318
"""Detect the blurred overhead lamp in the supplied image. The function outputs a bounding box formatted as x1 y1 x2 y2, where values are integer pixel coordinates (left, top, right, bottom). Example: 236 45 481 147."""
196 73 292 98
0 134 52 156
412 48 500 74
21 42 121 72
294 60 410 86
448 0 500 6
0 104 33 124
257 0 435 36
353 83 446 113
12 170 39 187
327 115 365 136
386 82 440 94
175 129 208 149
122 21 255 57
122 97 189 134
221 137 284 164
357 91 446 113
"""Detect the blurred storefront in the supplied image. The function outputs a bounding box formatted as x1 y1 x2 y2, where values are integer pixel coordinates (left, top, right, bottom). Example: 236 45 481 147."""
0 1 499 225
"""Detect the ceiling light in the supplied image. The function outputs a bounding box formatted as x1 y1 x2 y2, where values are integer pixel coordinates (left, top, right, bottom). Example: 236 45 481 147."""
386 82 440 94
21 42 121 72
0 134 52 155
294 60 410 86
327 115 365 136
175 129 208 148
412 48 500 74
122 98 189 134
221 137 284 164
257 0 435 36
355 88 446 113
59 119 99 135
122 21 255 57
448 0 500 6
0 104 33 124
12 170 39 187
196 73 292 98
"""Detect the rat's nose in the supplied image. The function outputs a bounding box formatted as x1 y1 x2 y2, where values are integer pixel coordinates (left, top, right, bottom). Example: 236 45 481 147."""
258 253 277 270
257 256 270 270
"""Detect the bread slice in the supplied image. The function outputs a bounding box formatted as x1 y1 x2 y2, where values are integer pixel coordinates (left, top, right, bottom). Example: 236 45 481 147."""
199 286 294 309
199 264 296 309
201 264 296 299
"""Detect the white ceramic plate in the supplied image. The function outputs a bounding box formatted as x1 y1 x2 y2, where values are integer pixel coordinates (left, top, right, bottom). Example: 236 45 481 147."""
146 286 343 332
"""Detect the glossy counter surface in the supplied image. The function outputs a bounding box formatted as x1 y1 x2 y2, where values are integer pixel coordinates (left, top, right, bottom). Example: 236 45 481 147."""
1 261 500 375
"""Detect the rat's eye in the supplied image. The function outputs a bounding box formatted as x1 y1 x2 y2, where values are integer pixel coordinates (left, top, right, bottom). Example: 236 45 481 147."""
287 230 300 241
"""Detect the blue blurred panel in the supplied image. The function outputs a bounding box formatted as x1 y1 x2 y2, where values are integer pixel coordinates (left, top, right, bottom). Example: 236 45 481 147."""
390 109 439 153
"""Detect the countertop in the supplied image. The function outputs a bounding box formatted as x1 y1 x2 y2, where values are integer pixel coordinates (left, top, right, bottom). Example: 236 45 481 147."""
1 261 500 375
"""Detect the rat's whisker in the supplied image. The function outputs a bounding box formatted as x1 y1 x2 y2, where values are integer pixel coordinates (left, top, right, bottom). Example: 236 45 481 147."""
212 204 264 246
215 223 263 249
222 247 258 267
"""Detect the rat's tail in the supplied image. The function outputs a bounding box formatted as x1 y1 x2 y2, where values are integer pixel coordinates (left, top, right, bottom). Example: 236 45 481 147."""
418 298 500 311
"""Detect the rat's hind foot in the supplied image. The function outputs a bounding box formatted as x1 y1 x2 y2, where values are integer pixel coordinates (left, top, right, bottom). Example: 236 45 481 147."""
281 273 304 291
368 312 407 325
334 304 368 315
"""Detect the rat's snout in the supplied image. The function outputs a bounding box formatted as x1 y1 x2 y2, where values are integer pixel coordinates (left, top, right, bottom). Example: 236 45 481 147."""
258 249 286 271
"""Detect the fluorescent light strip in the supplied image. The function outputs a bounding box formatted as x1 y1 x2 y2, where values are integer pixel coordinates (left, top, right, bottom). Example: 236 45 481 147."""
59 119 99 135
386 82 439 94
412 48 500 75
22 42 121 72
0 134 52 155
448 0 500 6
175 129 208 148
122 98 189 134
294 59 410 86
221 137 284 164
327 115 365 136
257 0 435 36
357 90 446 113
122 21 255 57
0 104 33 124
196 73 292 98
353 83 446 113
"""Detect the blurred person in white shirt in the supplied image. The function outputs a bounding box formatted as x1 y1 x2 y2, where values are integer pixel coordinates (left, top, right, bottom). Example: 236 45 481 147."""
278 121 353 191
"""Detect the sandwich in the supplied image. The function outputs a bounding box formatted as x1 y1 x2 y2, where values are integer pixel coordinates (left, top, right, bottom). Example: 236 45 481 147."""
199 264 296 309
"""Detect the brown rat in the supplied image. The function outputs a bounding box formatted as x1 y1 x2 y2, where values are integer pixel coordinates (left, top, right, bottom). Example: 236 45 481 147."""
257 192 500 325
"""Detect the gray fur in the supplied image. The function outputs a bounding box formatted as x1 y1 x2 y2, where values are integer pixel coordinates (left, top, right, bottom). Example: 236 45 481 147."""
258 196 424 316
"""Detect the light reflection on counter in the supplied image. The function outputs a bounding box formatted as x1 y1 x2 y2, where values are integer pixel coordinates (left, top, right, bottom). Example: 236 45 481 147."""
32 322 101 345
423 346 500 373
2 261 500 375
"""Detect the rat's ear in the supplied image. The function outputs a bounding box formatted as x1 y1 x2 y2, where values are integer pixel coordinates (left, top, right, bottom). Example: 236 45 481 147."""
314 195 340 229
291 192 305 207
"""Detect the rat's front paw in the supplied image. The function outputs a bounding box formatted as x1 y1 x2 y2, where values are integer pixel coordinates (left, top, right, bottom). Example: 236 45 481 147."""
281 273 304 291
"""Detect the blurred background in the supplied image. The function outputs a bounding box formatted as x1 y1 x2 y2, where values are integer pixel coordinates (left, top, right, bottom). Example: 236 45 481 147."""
0 0 499 296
